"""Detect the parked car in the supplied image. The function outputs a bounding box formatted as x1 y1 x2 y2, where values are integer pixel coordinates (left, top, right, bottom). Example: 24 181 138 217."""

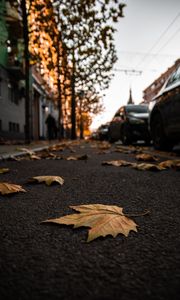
97 123 110 141
108 104 150 144
149 64 180 150
90 130 99 140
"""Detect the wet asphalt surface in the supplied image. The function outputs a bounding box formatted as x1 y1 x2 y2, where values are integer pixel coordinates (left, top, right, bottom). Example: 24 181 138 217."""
0 140 180 300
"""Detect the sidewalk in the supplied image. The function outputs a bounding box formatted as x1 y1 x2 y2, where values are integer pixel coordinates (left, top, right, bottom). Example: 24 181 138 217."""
0 140 59 160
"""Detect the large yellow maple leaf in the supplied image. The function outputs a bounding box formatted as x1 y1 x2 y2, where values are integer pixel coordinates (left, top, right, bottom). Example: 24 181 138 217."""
43 204 138 242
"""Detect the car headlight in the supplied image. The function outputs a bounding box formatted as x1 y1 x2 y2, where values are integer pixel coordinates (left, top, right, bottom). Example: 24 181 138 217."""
129 117 145 124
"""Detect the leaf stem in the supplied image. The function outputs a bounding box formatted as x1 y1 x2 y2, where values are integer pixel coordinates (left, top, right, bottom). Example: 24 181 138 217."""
124 209 150 217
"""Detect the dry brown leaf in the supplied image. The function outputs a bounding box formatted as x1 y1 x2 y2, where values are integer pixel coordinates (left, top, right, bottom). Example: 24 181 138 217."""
114 145 141 154
38 150 56 159
135 153 158 162
97 150 111 155
66 154 88 160
98 142 111 150
42 204 139 242
102 160 133 167
159 159 180 170
131 162 165 171
0 182 26 195
29 175 64 186
0 168 9 174
29 154 41 160
48 144 65 151
66 156 78 160
17 147 35 155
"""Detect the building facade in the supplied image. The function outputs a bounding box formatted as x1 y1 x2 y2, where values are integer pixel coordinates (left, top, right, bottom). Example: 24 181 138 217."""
0 0 26 141
0 1 58 142
143 59 180 103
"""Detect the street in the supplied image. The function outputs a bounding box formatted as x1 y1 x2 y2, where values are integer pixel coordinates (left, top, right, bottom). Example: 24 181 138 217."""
0 140 180 300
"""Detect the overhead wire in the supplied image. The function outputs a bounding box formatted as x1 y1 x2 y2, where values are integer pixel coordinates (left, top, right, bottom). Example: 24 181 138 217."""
150 26 180 59
135 11 180 69
113 11 180 77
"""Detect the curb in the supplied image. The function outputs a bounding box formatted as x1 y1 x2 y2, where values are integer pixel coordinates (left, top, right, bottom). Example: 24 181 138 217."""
0 145 50 161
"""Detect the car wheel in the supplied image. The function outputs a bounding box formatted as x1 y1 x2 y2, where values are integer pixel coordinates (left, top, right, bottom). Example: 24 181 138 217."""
144 138 151 146
151 114 173 150
108 136 115 143
121 125 131 145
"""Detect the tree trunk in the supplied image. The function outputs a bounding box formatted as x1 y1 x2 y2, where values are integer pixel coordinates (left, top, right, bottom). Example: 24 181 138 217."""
71 47 76 139
57 38 63 140
20 0 30 144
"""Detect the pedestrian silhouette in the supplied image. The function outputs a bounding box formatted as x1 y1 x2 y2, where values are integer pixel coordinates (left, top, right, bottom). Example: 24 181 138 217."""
45 114 56 140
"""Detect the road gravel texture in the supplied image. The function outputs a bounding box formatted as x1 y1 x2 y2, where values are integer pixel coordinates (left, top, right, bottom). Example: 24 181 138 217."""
0 141 180 300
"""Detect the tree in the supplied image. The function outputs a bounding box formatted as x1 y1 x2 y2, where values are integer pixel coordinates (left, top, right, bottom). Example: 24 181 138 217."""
9 0 33 143
10 0 125 141
52 0 125 139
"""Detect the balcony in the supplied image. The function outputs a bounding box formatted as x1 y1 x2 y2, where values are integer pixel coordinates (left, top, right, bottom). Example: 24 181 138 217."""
7 54 25 80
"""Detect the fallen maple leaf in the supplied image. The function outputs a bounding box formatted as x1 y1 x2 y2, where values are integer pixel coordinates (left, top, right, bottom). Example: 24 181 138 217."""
48 144 66 151
42 204 140 242
0 182 26 195
66 154 88 160
131 162 165 171
66 156 78 160
114 145 141 154
98 143 111 150
0 168 9 174
102 160 133 167
159 159 180 170
135 153 158 162
29 154 41 160
17 147 35 155
29 175 64 186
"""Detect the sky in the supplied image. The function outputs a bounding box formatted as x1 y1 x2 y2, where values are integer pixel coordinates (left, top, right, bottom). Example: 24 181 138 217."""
90 0 180 129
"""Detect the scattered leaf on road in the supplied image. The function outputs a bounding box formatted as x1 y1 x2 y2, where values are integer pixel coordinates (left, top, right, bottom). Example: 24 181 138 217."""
98 143 111 150
29 175 64 186
97 150 111 154
0 168 9 174
102 160 133 167
17 147 35 155
48 145 64 152
131 162 165 171
42 204 139 242
135 153 158 162
114 145 141 154
29 154 41 160
38 150 56 159
0 182 26 195
159 159 180 170
66 154 88 160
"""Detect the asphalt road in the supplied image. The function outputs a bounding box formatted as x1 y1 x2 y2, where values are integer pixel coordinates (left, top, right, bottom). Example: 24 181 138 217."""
0 140 180 300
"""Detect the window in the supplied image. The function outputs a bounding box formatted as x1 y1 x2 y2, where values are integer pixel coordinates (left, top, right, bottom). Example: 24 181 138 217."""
8 83 13 102
126 105 149 113
16 123 19 132
9 122 20 132
8 82 19 104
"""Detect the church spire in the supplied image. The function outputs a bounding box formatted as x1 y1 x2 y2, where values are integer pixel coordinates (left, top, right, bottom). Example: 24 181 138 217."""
127 87 134 104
